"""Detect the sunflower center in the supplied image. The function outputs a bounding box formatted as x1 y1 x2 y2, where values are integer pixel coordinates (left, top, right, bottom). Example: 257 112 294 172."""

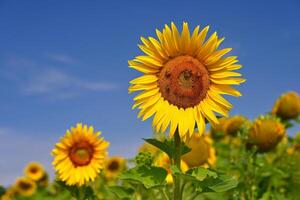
69 142 93 167
29 167 38 174
108 160 120 171
158 55 210 109
19 181 32 190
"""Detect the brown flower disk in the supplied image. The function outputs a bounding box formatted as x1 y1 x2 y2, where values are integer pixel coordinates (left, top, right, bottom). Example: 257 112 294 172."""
158 55 210 108
69 141 94 166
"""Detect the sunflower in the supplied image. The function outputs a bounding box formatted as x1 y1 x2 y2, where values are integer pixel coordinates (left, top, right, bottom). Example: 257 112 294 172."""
104 157 126 179
272 91 300 120
247 116 285 152
14 177 36 197
154 152 188 184
224 115 248 136
129 22 245 139
210 117 228 138
182 133 216 168
0 187 17 200
24 162 45 181
52 123 109 186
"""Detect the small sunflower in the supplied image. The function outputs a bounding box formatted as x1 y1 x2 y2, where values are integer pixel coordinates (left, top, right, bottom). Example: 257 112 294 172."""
129 22 245 139
154 152 188 184
104 157 126 179
24 162 45 181
182 133 216 168
247 116 286 152
52 123 109 186
14 177 36 197
224 115 248 136
210 117 228 138
0 187 17 200
272 91 300 120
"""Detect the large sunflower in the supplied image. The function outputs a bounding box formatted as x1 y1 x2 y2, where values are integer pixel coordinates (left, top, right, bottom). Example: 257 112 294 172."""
52 123 109 186
129 22 245 139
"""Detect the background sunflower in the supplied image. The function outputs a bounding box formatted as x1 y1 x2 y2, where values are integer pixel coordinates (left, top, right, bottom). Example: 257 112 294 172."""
52 123 109 186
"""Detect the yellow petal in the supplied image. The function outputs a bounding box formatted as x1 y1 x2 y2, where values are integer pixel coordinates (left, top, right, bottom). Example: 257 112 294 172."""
210 84 242 97
130 75 158 85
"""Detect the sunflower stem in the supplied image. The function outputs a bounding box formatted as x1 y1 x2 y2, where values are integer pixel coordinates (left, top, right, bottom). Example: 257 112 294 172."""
173 129 182 200
77 186 85 200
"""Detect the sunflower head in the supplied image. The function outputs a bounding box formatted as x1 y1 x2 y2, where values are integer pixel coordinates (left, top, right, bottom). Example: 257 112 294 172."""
14 177 36 197
24 162 45 181
37 173 49 188
210 117 228 139
104 157 126 179
129 22 245 139
247 116 286 152
224 115 248 136
0 187 18 200
154 152 188 184
52 123 109 186
182 133 216 168
272 91 300 120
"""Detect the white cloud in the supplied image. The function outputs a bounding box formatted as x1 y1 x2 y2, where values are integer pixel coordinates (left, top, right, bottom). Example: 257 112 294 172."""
2 56 119 100
20 68 118 99
45 53 77 64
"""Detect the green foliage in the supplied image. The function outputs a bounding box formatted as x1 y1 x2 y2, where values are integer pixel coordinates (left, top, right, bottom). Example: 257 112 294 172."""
108 186 134 199
143 138 191 159
119 166 168 189
135 152 153 167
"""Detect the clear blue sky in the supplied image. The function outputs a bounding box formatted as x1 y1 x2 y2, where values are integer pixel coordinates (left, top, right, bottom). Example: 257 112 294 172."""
0 0 299 185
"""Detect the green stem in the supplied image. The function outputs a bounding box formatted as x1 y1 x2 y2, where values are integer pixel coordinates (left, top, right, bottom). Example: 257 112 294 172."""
173 129 182 200
77 186 85 200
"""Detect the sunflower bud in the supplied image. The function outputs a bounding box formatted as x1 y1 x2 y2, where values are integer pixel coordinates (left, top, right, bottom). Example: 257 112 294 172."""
182 133 216 168
247 117 285 152
272 91 300 120
135 152 153 167
224 115 249 136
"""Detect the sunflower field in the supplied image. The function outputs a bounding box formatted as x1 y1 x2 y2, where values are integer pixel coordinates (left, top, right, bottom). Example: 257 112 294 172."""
1 22 300 200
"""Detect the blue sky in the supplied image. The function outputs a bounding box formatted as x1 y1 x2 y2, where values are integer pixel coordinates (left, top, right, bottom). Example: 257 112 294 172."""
0 0 299 185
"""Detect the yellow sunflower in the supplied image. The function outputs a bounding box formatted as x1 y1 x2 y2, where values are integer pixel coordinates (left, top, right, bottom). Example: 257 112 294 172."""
210 117 228 138
104 157 126 179
154 152 188 184
247 116 285 152
14 177 36 197
24 162 45 181
224 115 249 136
129 22 245 139
182 133 216 168
52 123 109 186
272 91 300 120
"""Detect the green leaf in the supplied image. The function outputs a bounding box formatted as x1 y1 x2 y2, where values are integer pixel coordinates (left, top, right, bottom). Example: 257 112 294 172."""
205 174 238 192
187 167 218 181
108 186 134 199
143 138 191 159
172 167 238 193
119 166 167 189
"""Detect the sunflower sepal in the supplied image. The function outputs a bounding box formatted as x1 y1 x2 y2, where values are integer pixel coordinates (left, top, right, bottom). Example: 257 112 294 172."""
119 166 168 189
143 138 191 159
